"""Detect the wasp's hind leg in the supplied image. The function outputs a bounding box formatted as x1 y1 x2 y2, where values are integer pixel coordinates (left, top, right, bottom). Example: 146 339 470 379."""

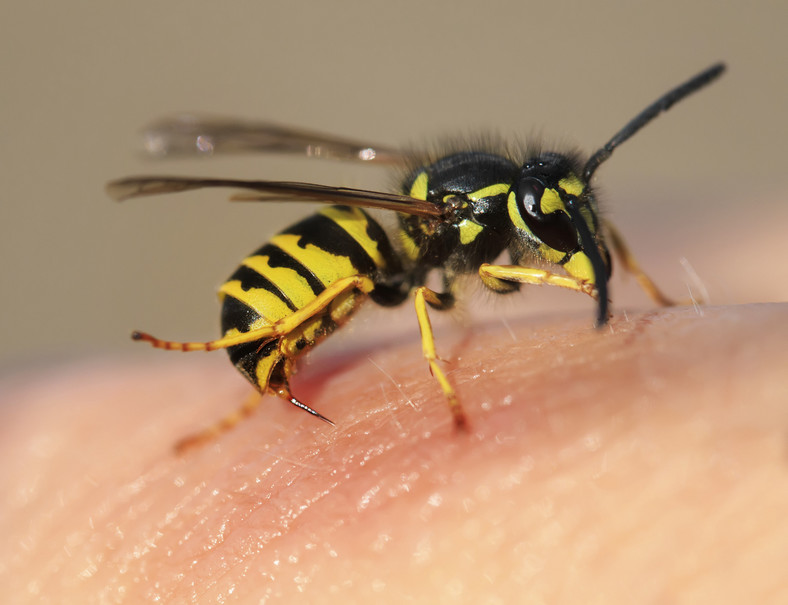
133 274 380 353
173 351 335 455
603 220 683 307
157 274 376 452
174 389 265 454
131 327 279 352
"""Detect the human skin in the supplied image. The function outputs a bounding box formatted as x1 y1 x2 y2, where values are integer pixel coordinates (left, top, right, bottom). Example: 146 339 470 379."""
2 298 787 603
2 184 788 603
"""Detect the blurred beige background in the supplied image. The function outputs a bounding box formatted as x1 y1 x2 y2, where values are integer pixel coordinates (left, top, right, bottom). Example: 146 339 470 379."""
1 1 787 368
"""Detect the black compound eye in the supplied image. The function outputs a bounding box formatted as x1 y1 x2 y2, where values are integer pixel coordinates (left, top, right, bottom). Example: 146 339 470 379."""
517 177 545 219
515 177 579 253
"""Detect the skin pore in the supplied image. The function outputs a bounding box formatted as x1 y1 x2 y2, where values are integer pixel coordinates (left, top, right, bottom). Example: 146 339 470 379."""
2 304 787 603
2 196 788 603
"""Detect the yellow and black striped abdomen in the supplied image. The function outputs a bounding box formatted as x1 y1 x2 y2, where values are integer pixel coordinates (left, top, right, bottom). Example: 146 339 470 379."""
218 205 403 393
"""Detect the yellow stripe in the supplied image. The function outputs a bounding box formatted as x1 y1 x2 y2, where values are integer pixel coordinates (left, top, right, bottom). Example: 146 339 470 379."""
458 219 484 244
254 350 279 390
271 233 357 286
409 171 429 200
507 191 528 233
219 280 292 323
468 183 510 201
242 255 316 308
399 230 420 261
281 315 330 357
319 206 385 268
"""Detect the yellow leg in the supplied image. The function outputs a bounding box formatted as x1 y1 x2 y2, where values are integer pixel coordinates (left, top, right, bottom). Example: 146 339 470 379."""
479 263 599 300
132 275 376 351
413 286 467 429
174 390 263 454
173 381 334 454
603 220 677 307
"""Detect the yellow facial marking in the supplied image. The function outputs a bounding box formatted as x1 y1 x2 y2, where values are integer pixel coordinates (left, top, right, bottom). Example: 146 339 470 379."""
319 206 385 268
540 188 566 215
409 171 429 200
563 251 596 284
458 219 484 245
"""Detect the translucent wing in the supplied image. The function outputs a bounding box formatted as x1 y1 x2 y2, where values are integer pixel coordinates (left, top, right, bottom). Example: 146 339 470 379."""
106 176 445 218
141 114 407 164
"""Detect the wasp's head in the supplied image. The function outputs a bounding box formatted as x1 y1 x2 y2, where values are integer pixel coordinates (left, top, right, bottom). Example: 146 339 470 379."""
508 152 611 326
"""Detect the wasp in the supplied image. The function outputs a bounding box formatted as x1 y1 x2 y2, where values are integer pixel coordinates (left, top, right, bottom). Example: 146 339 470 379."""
108 63 725 448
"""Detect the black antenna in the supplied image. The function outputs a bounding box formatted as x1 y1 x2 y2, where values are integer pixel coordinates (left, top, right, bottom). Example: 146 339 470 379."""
583 63 726 182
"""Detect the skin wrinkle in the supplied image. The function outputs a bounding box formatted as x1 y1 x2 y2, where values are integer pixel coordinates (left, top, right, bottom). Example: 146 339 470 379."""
2 302 788 603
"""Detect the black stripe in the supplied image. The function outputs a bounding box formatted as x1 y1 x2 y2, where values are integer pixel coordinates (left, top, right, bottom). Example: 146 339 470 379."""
362 210 402 274
282 209 378 277
226 338 279 387
221 295 263 339
228 264 298 312
221 294 276 380
256 242 326 296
